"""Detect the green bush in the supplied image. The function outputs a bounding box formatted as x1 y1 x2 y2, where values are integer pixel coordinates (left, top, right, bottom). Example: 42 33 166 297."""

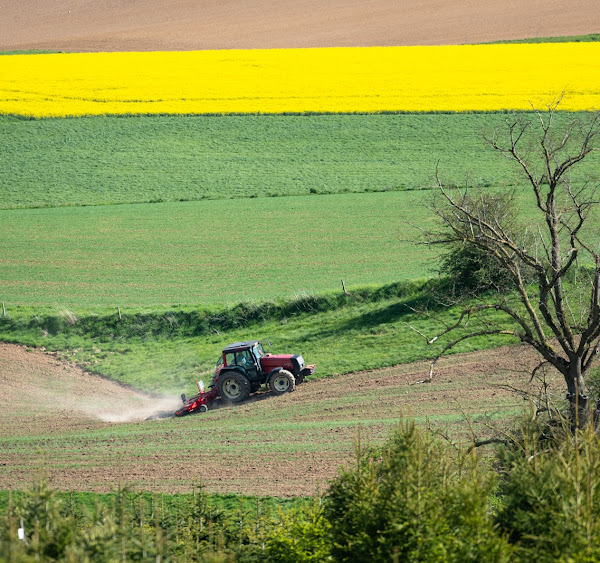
496 419 600 561
263 500 332 562
436 190 523 295
324 420 512 562
0 478 75 562
439 241 512 294
0 480 254 562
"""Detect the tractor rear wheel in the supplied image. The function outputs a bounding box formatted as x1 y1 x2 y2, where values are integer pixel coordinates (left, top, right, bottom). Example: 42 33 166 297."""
269 370 296 395
217 371 251 403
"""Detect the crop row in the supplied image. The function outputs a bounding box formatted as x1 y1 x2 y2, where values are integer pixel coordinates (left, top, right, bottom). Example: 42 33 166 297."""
1 44 599 117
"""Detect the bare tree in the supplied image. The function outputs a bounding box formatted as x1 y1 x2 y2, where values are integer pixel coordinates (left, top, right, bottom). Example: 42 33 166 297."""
419 100 600 425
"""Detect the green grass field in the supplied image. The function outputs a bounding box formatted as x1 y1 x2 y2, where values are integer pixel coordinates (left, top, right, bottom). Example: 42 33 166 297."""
0 191 439 307
2 184 589 310
5 112 598 209
490 33 600 44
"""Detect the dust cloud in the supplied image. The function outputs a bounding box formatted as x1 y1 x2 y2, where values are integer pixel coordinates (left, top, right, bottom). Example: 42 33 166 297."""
81 396 182 423
0 342 183 424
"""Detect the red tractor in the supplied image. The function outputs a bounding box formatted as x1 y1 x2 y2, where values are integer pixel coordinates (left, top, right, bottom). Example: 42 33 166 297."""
175 341 315 416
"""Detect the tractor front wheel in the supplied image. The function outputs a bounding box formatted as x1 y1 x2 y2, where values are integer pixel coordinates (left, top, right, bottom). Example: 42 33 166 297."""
217 372 251 403
269 370 296 395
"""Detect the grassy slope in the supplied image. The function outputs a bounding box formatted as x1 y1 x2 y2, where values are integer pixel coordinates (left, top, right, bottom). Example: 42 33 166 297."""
0 113 555 209
0 281 516 395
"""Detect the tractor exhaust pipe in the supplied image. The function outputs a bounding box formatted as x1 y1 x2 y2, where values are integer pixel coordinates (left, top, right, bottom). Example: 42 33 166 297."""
181 393 186 404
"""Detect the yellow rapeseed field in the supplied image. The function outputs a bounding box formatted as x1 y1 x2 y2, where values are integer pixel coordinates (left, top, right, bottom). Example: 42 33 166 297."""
1 44 599 117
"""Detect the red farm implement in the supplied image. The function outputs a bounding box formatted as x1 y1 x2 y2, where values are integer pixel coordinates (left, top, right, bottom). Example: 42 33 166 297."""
175 380 219 417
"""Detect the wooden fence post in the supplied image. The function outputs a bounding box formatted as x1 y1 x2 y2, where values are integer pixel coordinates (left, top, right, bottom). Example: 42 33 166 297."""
341 279 350 295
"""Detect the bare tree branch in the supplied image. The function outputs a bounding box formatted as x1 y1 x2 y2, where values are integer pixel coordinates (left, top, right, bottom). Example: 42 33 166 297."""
419 100 600 425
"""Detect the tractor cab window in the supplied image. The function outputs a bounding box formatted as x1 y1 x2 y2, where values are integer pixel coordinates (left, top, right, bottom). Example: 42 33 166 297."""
225 350 255 369
237 349 254 369
253 343 265 358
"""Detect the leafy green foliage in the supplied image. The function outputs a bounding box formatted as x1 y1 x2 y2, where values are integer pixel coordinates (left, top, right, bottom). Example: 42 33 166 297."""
263 500 332 562
0 480 298 562
496 420 600 561
439 242 509 293
6 478 75 560
321 416 600 562
437 190 525 294
325 420 512 562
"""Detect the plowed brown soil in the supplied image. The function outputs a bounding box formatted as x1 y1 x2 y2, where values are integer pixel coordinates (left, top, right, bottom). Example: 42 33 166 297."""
0 342 564 497
1 0 598 52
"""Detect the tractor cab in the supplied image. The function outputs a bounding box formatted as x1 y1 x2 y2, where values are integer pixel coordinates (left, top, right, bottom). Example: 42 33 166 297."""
211 340 315 403
222 341 265 380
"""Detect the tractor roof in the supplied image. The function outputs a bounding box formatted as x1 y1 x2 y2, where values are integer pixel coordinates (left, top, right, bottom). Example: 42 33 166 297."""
222 341 259 353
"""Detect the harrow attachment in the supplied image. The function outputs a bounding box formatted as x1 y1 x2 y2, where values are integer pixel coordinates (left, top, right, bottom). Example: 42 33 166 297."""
175 380 218 417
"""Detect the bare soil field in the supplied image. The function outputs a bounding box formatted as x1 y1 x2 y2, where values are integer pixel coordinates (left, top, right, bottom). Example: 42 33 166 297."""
1 0 598 52
0 342 564 497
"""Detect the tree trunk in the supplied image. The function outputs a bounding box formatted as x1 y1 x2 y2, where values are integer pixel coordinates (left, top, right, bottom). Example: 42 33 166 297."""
566 358 589 429
594 398 600 431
